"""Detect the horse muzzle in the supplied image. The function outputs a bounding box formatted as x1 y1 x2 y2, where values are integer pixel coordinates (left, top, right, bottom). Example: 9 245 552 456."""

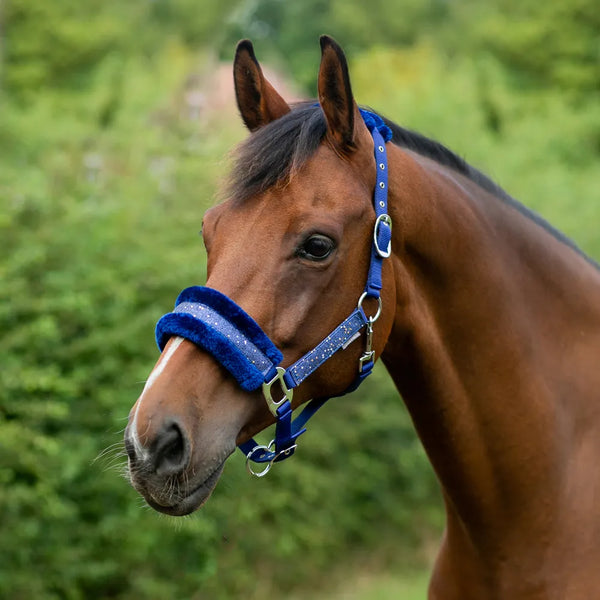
125 412 234 516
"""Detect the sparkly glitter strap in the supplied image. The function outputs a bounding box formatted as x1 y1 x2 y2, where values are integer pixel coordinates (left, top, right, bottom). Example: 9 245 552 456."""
283 308 368 389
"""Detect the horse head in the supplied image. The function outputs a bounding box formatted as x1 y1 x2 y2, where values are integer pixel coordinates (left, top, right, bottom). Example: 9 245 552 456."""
125 37 396 515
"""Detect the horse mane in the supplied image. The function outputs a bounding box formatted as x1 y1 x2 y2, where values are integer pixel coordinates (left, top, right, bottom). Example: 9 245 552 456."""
228 102 598 269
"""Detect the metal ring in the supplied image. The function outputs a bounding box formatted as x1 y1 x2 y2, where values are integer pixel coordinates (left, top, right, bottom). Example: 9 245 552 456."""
245 444 273 477
245 440 298 477
357 292 382 322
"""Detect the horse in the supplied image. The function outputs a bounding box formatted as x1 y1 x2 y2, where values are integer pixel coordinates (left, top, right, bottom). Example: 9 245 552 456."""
125 36 600 598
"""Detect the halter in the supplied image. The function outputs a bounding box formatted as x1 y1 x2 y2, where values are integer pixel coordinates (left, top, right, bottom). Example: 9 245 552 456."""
155 109 393 477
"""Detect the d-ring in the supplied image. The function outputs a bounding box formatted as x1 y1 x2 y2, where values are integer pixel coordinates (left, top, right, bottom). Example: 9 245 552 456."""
357 292 382 322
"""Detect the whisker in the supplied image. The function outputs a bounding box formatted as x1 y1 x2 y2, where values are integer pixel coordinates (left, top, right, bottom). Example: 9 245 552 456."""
93 441 126 463
101 455 128 474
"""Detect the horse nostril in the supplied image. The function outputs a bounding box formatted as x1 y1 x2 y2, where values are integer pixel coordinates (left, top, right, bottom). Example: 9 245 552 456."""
124 435 137 462
153 421 190 476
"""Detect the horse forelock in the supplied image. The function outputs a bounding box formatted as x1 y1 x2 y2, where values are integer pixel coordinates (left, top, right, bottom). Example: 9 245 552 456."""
226 101 513 206
227 103 327 203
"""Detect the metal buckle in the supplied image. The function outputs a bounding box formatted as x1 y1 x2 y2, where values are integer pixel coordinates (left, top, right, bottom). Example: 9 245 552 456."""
373 214 392 258
262 367 294 417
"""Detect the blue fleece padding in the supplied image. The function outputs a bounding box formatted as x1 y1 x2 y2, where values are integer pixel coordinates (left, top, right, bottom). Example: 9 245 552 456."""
174 287 282 364
155 286 283 392
359 108 393 143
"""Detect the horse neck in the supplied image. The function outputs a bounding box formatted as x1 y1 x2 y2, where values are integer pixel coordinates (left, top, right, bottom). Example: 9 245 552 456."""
381 147 600 550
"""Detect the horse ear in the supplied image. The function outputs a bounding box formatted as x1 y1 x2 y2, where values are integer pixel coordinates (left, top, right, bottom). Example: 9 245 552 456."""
318 35 367 152
233 40 291 132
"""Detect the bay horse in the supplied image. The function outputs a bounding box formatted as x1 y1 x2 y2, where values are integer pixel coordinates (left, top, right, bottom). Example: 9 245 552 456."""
125 36 600 598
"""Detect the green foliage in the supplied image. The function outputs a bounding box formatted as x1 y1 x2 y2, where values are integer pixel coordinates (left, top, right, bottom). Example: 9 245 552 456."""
221 0 451 92
221 0 332 92
0 42 228 598
2 1 599 598
4 0 131 96
2 0 240 100
329 0 450 49
304 569 430 600
220 0 599 99
447 0 600 95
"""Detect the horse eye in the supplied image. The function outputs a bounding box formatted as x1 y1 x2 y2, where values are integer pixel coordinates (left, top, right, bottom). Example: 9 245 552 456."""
297 234 336 261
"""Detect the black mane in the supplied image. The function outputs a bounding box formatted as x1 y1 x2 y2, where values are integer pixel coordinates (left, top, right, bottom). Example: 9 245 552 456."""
228 103 327 202
228 102 503 202
228 102 597 269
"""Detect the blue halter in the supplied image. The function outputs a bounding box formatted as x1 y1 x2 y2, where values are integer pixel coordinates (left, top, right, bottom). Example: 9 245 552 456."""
155 109 393 476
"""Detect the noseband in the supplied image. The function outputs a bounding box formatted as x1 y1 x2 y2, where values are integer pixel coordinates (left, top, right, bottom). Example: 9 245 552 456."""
155 110 393 476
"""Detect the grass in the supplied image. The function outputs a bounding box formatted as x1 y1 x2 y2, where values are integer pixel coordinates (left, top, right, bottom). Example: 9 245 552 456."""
324 570 429 600
287 569 430 600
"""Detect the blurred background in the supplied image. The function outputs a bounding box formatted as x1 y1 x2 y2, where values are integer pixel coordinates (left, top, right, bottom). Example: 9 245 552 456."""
1 1 598 598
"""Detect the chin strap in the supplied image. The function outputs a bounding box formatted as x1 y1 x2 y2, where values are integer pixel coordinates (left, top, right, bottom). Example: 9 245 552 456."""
155 110 392 477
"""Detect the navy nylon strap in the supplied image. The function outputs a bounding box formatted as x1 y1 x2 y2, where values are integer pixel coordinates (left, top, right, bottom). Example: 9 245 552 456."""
365 127 392 297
